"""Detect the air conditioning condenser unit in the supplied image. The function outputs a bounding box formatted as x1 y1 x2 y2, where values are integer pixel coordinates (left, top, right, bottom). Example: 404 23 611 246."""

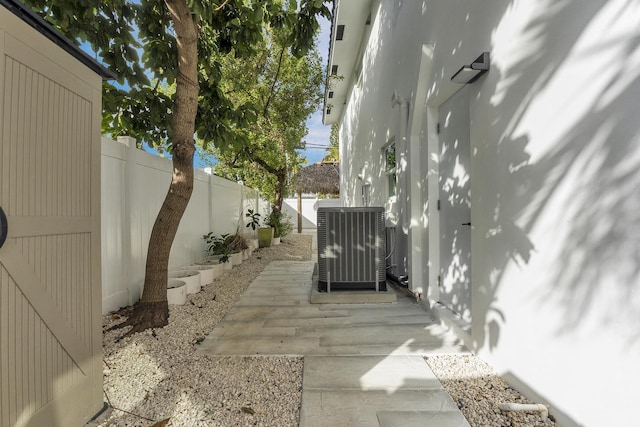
317 207 386 292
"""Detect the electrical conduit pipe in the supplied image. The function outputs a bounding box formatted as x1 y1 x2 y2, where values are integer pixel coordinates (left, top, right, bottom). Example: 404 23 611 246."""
391 91 410 234
498 403 549 419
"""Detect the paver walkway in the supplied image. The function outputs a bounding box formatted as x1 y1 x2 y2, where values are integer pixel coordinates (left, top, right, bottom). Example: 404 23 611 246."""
197 259 470 426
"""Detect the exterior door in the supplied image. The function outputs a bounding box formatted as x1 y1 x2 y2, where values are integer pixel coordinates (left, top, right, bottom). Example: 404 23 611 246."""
0 9 103 427
438 86 472 322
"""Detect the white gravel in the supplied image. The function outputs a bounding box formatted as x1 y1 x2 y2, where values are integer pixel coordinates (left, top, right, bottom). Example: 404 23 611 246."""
99 234 312 427
425 354 557 427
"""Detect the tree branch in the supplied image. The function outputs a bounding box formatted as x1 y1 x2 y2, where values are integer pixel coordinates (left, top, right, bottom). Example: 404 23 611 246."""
230 149 245 167
263 45 285 118
243 146 281 176
215 0 230 11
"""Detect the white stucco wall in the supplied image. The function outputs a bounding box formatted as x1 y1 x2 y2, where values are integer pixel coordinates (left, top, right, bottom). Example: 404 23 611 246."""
336 1 640 425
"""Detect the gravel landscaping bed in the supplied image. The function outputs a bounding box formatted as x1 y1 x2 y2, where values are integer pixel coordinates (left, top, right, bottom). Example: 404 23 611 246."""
98 232 557 427
425 354 557 427
99 234 312 427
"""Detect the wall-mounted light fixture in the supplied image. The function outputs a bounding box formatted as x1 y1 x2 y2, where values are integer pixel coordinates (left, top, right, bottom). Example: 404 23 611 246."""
451 52 490 84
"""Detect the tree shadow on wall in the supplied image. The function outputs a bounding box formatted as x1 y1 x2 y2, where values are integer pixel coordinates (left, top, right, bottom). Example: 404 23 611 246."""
471 0 640 351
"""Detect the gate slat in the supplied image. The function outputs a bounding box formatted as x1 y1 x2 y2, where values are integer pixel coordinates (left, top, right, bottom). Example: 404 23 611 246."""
0 242 90 372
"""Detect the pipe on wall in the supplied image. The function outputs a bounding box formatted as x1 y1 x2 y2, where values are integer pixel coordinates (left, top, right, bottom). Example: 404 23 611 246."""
498 403 549 419
391 91 410 234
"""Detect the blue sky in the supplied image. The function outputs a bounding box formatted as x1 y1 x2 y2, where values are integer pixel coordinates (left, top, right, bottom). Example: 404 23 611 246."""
298 15 332 165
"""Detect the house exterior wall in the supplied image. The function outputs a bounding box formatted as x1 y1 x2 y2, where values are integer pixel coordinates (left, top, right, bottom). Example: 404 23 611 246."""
336 1 640 426
100 136 268 313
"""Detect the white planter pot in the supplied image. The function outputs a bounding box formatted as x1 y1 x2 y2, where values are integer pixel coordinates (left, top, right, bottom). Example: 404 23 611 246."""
194 258 217 266
167 279 187 305
211 262 224 278
272 236 281 245
230 252 243 266
169 270 201 294
243 248 252 260
244 235 258 250
193 259 226 277
181 265 214 285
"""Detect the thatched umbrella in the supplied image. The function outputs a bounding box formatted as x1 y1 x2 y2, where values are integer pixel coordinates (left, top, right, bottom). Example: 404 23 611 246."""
293 162 340 232
294 162 340 195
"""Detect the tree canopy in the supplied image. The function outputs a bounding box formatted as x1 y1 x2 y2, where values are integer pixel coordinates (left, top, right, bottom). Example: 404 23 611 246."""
322 123 339 162
24 0 329 151
211 25 324 209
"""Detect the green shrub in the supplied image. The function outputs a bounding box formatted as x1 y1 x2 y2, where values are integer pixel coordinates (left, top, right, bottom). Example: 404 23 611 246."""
265 210 293 238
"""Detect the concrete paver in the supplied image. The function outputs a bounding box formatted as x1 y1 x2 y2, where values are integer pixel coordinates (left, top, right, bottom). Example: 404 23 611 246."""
299 389 460 427
377 411 470 427
197 250 469 426
303 355 442 391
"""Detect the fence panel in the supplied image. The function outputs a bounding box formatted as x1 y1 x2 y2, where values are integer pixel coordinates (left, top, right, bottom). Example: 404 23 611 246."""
283 197 342 228
100 137 267 313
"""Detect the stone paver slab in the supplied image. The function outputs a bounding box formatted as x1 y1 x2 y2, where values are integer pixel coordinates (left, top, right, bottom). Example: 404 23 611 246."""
318 329 460 347
310 288 397 304
318 304 433 316
303 355 442 391
346 314 443 326
299 389 459 427
377 411 471 427
265 317 354 328
206 324 297 338
235 296 305 306
226 307 349 320
243 287 310 296
296 323 450 338
198 336 320 356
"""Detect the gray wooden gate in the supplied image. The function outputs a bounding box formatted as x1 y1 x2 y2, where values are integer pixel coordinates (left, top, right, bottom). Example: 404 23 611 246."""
0 4 107 425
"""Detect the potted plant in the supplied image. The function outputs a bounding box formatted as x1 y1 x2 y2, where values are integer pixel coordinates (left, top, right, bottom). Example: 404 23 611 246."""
245 209 261 250
265 210 293 245
257 214 274 248
223 232 249 265
203 232 232 268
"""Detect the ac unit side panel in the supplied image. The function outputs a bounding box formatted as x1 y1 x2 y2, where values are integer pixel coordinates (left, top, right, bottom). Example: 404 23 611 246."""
317 209 328 281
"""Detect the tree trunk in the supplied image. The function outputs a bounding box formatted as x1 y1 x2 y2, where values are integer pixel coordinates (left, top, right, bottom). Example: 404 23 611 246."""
273 169 286 213
297 192 302 233
114 0 199 336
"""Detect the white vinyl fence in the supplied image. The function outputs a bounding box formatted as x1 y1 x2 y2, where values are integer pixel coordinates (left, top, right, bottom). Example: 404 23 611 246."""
283 197 342 228
101 136 270 313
